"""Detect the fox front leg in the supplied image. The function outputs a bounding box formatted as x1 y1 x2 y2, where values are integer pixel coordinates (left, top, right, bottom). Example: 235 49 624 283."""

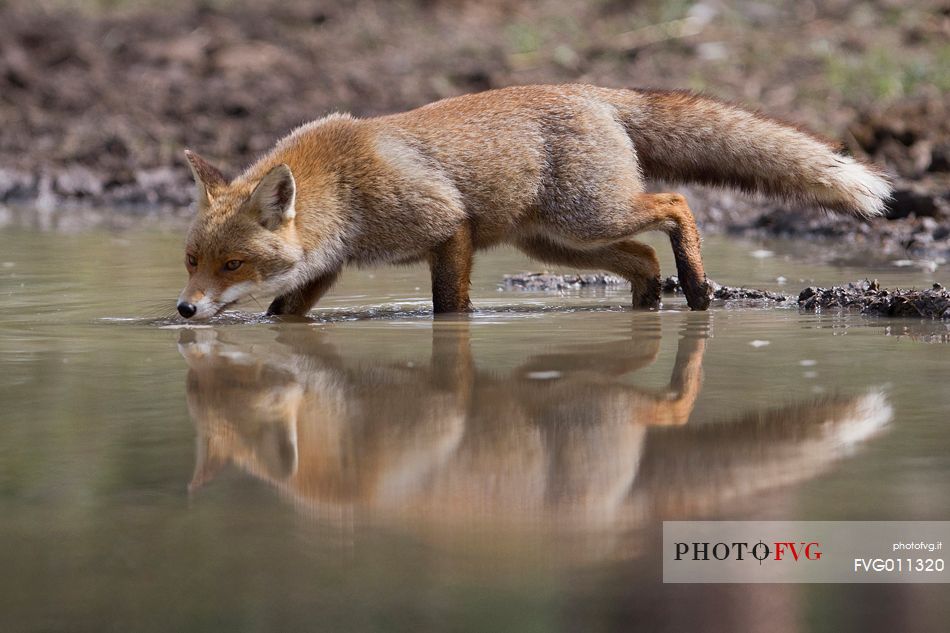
266 269 340 317
429 223 475 314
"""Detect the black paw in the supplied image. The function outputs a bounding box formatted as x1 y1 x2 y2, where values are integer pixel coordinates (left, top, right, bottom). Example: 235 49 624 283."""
682 276 711 311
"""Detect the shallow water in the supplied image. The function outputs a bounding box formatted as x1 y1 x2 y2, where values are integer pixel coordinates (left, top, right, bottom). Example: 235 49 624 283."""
2 227 949 632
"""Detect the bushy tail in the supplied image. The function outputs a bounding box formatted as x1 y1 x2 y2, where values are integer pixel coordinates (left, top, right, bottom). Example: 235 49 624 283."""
611 90 891 217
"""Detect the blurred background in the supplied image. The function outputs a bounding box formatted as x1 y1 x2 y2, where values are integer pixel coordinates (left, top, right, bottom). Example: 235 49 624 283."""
0 0 947 251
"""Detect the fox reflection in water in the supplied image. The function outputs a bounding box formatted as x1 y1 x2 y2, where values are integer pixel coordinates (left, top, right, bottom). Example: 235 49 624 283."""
179 317 891 528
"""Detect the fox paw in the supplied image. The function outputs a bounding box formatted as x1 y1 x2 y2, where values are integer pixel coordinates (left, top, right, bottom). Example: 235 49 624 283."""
265 296 288 316
682 275 712 311
266 295 308 317
632 276 662 310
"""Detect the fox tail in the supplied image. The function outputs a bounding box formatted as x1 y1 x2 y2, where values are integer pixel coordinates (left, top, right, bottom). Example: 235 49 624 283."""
613 90 891 217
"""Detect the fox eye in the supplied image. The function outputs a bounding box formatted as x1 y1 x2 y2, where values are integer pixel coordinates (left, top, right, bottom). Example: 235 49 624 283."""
186 254 197 267
224 259 243 271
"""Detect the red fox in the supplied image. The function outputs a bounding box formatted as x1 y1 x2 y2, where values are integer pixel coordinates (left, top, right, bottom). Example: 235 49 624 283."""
176 84 890 319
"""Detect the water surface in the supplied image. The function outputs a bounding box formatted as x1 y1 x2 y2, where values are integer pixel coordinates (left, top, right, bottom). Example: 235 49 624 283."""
1 227 949 632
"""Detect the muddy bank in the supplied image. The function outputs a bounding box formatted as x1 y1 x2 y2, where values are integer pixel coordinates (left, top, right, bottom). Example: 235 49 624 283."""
501 272 629 292
502 273 950 318
799 279 950 319
503 273 790 303
0 0 946 260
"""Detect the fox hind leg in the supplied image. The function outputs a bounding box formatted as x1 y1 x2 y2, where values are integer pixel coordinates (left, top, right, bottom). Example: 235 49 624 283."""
516 236 662 310
643 193 711 311
558 192 710 310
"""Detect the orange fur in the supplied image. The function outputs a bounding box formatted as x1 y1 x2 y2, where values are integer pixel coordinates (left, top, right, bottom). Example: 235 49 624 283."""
177 85 890 318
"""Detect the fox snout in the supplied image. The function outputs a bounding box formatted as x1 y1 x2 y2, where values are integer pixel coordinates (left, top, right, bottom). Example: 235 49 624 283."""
176 288 225 320
177 301 198 318
177 285 221 321
177 287 212 320
177 279 262 320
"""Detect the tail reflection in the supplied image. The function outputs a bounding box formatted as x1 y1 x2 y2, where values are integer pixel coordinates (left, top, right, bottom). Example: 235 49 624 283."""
178 317 889 527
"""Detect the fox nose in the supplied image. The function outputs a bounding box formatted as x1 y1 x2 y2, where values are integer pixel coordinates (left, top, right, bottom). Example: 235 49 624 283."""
177 302 197 319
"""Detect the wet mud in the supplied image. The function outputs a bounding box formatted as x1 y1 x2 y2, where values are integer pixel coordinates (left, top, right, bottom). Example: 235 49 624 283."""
502 273 950 319
503 273 790 304
799 279 950 319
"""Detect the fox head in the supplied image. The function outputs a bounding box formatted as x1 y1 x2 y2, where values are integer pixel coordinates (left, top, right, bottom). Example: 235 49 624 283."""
177 150 305 320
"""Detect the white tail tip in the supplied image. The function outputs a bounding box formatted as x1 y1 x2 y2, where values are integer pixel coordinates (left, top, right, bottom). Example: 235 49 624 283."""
832 156 892 217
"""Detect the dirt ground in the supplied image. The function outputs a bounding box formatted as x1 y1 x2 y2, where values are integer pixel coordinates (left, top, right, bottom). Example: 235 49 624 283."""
0 0 947 258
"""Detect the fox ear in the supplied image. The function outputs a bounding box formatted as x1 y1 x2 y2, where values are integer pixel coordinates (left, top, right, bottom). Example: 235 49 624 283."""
248 164 296 230
184 150 228 208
